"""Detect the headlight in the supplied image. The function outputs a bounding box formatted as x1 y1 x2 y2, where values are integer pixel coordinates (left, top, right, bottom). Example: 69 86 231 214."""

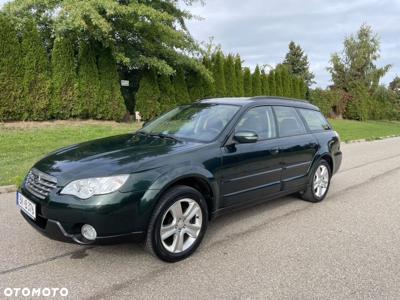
61 175 129 199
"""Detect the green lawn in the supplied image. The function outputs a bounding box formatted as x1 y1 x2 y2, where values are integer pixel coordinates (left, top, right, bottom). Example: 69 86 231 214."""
1 119 400 186
329 119 400 142
0 122 138 186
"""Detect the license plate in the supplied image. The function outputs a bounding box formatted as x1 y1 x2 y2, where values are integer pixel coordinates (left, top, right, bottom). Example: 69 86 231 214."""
17 192 36 220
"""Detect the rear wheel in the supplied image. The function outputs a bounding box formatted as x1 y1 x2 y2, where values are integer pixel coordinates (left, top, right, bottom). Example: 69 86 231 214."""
300 159 331 203
145 185 208 262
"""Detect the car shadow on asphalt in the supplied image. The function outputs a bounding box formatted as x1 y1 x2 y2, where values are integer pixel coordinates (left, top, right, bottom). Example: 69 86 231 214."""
84 195 308 260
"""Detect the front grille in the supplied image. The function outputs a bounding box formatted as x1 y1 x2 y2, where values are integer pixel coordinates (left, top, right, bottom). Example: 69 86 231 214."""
25 168 57 199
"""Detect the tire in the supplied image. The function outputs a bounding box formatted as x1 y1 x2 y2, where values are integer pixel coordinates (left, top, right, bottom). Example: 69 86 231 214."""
145 185 208 262
300 159 331 203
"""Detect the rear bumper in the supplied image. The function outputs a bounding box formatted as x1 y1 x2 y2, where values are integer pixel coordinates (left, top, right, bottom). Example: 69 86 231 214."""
20 210 145 245
333 150 342 174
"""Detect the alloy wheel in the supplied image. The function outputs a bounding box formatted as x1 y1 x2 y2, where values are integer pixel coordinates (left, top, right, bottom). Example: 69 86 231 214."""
313 165 329 198
160 198 203 254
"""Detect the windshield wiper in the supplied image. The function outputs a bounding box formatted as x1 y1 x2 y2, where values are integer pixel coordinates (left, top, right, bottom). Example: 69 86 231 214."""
151 133 181 142
138 131 180 142
137 131 181 142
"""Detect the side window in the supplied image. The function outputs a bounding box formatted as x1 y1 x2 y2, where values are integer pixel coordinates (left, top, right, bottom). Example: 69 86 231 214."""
236 106 276 139
298 109 331 131
274 106 306 137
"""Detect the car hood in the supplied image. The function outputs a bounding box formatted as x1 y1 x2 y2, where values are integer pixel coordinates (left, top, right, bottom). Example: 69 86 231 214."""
33 133 201 185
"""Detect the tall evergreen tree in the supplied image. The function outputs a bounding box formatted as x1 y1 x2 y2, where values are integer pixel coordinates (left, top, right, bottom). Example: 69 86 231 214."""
202 56 215 97
300 79 308 99
261 70 269 95
224 54 237 97
234 55 244 97
76 40 100 118
21 21 50 120
212 51 226 97
268 70 276 96
293 77 302 99
252 65 262 96
158 74 176 113
97 47 126 120
187 71 205 101
135 69 160 120
0 15 22 121
243 67 252 97
283 41 315 86
275 68 283 96
51 35 77 119
288 76 295 98
279 66 291 97
174 67 190 104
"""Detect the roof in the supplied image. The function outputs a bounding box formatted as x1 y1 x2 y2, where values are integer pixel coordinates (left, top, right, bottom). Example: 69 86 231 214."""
200 96 319 110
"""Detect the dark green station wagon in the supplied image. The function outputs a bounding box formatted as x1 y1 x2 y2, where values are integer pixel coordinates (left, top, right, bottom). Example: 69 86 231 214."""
17 97 342 262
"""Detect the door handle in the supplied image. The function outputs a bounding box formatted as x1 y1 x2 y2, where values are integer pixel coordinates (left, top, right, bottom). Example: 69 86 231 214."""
271 148 280 155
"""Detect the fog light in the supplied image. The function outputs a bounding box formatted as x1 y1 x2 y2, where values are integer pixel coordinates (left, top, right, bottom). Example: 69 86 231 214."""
81 224 97 241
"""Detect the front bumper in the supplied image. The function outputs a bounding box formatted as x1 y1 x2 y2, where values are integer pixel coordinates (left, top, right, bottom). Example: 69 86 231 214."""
18 185 149 245
20 210 144 244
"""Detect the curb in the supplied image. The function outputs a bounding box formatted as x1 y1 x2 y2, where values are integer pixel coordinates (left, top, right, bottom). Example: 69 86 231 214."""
0 185 17 194
343 134 400 144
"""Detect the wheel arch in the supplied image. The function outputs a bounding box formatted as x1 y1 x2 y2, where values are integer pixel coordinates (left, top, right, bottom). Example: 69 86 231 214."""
160 176 216 219
320 153 333 173
144 167 220 222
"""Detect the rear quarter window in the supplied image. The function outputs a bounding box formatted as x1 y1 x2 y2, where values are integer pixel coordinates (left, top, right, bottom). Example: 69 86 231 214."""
298 109 331 131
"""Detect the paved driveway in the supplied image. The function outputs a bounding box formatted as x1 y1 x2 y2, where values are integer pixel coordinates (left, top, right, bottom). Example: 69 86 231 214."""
1 137 400 299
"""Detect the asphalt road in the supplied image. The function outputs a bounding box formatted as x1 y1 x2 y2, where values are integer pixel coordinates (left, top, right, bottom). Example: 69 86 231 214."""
1 137 400 299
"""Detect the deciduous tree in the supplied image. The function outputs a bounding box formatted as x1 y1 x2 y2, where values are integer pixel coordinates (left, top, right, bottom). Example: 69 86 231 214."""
328 24 390 93
5 0 209 78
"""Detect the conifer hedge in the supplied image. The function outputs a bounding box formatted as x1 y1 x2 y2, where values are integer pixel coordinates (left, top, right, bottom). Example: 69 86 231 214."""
0 15 312 122
0 16 127 121
0 14 22 121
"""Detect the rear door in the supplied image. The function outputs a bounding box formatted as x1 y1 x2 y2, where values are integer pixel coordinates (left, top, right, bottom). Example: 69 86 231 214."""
272 106 319 191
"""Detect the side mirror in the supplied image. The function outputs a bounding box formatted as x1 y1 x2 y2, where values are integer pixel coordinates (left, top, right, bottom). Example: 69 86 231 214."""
234 131 258 143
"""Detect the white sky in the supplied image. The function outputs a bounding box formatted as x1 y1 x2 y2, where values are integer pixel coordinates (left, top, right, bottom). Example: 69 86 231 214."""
184 0 400 88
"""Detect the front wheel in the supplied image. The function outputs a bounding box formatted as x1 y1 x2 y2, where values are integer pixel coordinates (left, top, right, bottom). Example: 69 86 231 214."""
300 159 331 203
145 185 208 262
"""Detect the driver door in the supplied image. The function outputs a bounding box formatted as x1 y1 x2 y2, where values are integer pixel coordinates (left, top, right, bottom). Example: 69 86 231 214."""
220 106 283 207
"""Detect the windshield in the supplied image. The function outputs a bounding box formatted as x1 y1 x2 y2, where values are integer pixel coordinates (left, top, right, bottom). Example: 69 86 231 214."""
140 103 240 142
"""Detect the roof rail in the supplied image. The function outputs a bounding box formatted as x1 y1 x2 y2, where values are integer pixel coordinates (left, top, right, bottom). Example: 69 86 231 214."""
196 97 215 102
250 96 310 103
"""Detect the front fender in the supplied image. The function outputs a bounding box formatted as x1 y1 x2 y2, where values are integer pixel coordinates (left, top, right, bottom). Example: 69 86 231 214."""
137 165 219 222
